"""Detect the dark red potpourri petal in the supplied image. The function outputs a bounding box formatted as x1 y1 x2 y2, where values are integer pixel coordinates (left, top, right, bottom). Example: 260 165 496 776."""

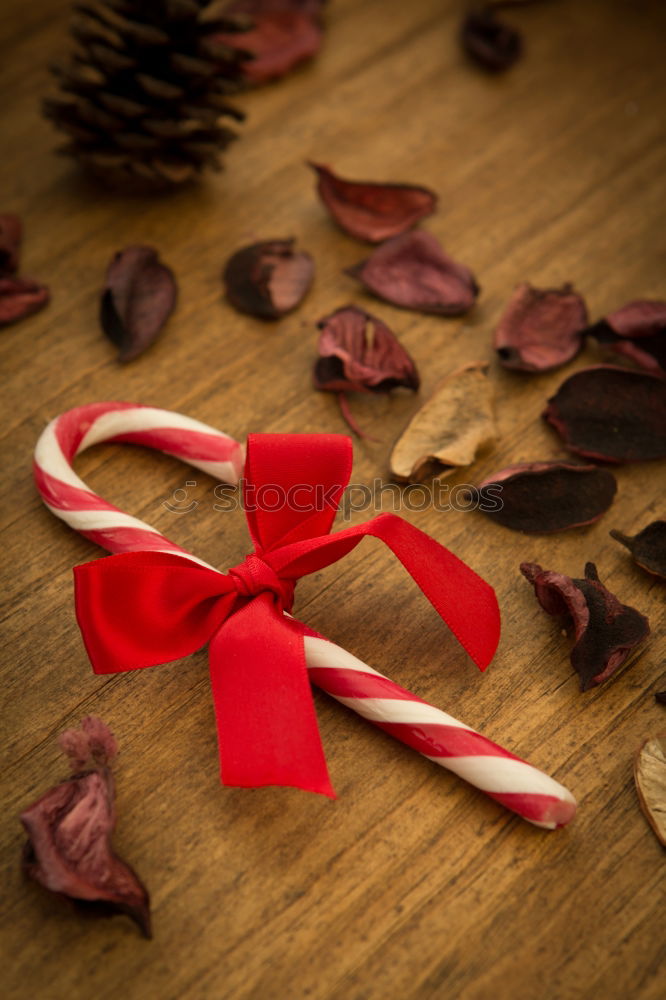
543 365 666 462
19 717 151 938
314 305 418 437
494 282 588 372
520 561 650 691
309 163 437 243
0 276 50 327
0 213 22 274
460 5 522 72
101 245 177 362
585 300 666 374
224 238 314 319
346 231 479 315
610 520 666 581
472 461 616 533
216 6 324 86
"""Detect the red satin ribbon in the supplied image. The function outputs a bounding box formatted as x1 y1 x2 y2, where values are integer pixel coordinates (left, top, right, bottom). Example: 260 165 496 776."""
74 433 500 797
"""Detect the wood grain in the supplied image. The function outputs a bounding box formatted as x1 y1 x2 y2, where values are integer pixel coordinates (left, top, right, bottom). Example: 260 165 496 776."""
1 1 665 998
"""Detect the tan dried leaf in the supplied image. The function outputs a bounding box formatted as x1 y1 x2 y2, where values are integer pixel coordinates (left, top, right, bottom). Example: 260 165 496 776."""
634 734 666 847
390 361 496 482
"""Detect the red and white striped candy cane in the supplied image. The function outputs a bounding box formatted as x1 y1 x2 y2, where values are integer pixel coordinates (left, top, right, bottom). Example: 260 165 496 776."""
34 402 576 829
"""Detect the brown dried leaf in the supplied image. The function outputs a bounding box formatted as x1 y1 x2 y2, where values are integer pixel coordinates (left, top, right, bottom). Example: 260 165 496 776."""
634 735 666 847
473 462 617 533
0 276 50 327
347 231 479 315
520 561 650 691
390 361 495 481
20 718 151 937
100 245 177 362
0 213 22 274
544 365 666 463
224 238 314 318
309 163 437 243
494 282 587 372
610 520 666 581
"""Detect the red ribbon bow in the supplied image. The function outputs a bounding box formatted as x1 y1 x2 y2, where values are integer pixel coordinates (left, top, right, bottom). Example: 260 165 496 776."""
74 434 500 797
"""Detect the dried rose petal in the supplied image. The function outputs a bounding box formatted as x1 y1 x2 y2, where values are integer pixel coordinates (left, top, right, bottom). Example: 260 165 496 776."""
224 238 314 319
20 718 150 937
544 365 666 463
634 735 666 847
585 300 666 374
346 231 479 315
101 245 177 362
0 213 22 274
460 5 522 73
494 282 587 372
0 276 50 327
473 462 616 533
216 5 324 86
610 520 666 581
521 561 650 691
309 163 437 244
314 305 418 437
390 362 495 481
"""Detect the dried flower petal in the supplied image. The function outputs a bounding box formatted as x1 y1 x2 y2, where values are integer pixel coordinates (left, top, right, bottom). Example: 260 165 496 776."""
309 163 437 243
472 462 616 533
346 231 479 315
585 300 666 374
20 718 150 937
543 365 666 463
101 245 177 362
0 213 22 275
520 561 650 691
610 520 666 581
656 692 666 706
634 735 666 847
0 276 50 327
390 362 495 481
224 238 314 319
494 282 587 372
314 305 418 437
59 715 119 771
460 5 522 73
217 3 325 86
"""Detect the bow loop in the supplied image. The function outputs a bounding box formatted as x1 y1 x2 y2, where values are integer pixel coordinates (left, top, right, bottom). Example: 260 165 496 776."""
228 553 294 611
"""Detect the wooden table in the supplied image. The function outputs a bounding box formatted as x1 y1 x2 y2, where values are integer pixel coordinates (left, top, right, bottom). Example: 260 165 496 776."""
2 1 665 997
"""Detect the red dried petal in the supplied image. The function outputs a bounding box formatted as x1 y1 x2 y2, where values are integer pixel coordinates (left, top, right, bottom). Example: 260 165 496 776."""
474 461 616 532
59 716 118 771
21 770 151 937
610 520 666 581
494 282 587 372
543 365 666 462
521 561 650 691
314 305 418 437
460 6 522 73
0 213 22 275
309 163 437 243
586 300 666 374
0 276 50 327
224 238 314 318
314 305 419 393
216 9 324 85
101 246 176 362
346 231 479 315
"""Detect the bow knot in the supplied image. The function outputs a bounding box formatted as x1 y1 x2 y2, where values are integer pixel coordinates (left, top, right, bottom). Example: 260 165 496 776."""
228 553 294 611
73 433 500 799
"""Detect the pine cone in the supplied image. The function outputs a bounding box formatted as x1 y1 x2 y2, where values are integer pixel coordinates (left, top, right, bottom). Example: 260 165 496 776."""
43 0 248 191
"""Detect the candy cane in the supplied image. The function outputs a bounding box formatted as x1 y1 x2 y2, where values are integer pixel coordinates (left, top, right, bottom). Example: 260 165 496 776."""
34 403 576 829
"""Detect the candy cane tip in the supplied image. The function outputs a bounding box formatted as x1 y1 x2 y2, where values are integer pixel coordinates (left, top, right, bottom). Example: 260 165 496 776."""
546 794 577 829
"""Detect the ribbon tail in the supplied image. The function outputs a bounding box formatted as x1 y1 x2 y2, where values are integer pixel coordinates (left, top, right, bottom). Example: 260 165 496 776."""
208 593 335 798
